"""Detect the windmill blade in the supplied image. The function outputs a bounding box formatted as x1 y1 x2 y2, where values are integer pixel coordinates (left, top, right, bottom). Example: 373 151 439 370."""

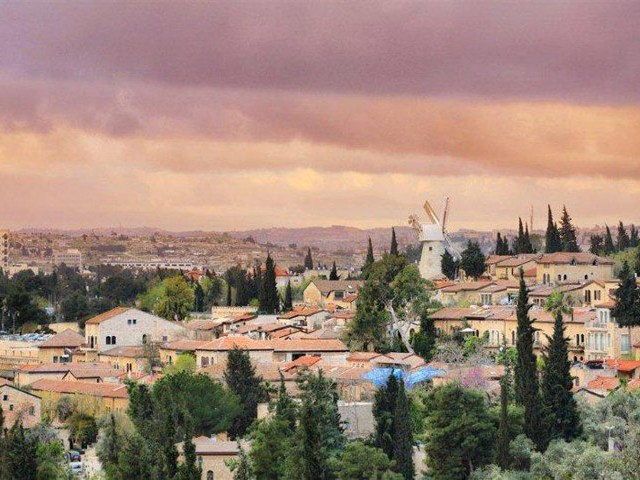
441 197 451 233
423 200 441 225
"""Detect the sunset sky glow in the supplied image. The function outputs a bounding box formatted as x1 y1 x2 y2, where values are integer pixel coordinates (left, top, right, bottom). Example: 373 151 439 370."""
1 1 639 231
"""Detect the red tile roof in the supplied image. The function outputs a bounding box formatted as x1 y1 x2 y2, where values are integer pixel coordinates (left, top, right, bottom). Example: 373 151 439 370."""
271 339 347 352
281 355 322 371
587 376 620 391
198 336 274 351
85 307 132 325
603 359 640 374
30 379 129 399
537 252 614 265
39 329 86 348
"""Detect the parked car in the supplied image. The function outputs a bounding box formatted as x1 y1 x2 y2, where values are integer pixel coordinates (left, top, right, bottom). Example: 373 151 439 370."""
67 451 81 462
69 462 84 475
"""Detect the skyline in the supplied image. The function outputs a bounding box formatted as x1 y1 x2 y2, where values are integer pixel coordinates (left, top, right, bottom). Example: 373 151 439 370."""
1 1 639 230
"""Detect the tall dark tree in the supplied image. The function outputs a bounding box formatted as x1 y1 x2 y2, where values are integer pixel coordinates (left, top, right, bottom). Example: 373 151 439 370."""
392 379 414 480
0 423 38 480
329 262 339 280
589 234 604 256
604 225 617 255
496 357 512 470
390 228 399 256
283 281 293 311
514 270 545 450
617 221 631 251
304 248 314 270
514 218 526 254
460 240 486 279
118 432 154 480
495 232 510 255
525 224 534 253
541 311 582 443
441 250 458 280
193 282 204 312
559 206 580 252
365 237 375 268
412 311 437 362
612 261 640 329
225 348 266 439
259 253 279 314
373 373 399 460
630 225 639 248
175 429 202 480
545 206 563 253
226 281 233 306
424 384 495 480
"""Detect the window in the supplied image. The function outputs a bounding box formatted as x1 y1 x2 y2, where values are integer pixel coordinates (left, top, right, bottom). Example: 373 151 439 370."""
585 290 591 303
162 336 168 342
142 334 148 344
557 274 562 282
581 334 584 344
9 404 13 411
106 336 112 345
111 336 117 345
29 406 35 416
2 394 7 401
53 356 59 363
595 290 601 301
511 330 515 345
481 294 492 305
334 291 344 300
428 246 433 251
132 319 137 325
621 334 630 353
127 319 131 325
207 472 214 480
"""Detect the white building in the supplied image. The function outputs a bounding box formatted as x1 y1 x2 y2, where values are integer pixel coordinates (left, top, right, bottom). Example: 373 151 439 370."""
84 307 187 353
53 249 83 269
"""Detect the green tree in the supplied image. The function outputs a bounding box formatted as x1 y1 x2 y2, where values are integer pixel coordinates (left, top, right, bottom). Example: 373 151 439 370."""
630 225 639 248
541 311 581 443
392 379 414 480
604 225 617 255
304 248 314 270
495 232 510 255
365 238 376 269
412 311 436 362
175 429 202 480
441 249 459 280
66 412 98 448
559 206 580 252
390 228 399 256
496 357 513 470
285 370 344 480
460 240 486 279
424 384 496 480
513 271 545 451
283 281 293 311
259 253 279 314
155 276 195 321
617 221 631 251
0 423 38 480
118 432 153 480
249 417 292 480
329 262 339 280
225 348 267 439
232 444 254 480
193 282 205 312
374 373 399 460
544 206 562 254
332 442 402 480
589 234 604 256
612 261 640 329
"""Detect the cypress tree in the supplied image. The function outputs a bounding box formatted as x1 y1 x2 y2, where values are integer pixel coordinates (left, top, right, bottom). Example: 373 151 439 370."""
373 373 399 459
304 248 314 270
193 282 204 312
559 206 580 252
329 262 339 280
496 356 512 470
515 218 526 254
226 282 233 306
118 432 153 480
612 261 640 329
283 281 293 311
630 225 639 248
589 234 604 255
495 232 510 255
390 228 399 256
365 238 375 267
175 429 202 480
225 347 266 439
514 270 545 450
545 206 562 253
233 445 254 480
541 311 581 443
604 225 616 255
524 223 534 253
392 379 414 480
259 253 279 314
460 240 486 279
617 221 631 251
412 311 437 362
441 250 458 280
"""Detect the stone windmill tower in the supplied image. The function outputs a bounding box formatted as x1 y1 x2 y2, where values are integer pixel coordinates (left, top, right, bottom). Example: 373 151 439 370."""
409 198 459 280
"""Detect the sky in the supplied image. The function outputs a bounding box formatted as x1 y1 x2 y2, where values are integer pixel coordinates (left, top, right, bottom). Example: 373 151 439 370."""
0 1 639 231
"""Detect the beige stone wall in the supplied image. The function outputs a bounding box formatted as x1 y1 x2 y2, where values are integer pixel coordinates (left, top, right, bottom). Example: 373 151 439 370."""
0 385 41 428
199 455 238 480
538 263 614 285
303 283 323 306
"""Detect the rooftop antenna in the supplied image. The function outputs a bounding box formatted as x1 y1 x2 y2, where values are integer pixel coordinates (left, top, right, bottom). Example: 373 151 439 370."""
530 205 534 232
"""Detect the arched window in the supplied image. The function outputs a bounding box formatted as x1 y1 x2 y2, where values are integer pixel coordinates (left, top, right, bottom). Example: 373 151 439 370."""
207 471 214 480
511 330 515 345
111 336 117 345
581 334 584 344
142 334 148 344
106 336 111 345
576 334 580 345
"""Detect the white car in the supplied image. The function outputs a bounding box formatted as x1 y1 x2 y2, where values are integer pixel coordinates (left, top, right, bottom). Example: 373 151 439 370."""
69 462 84 475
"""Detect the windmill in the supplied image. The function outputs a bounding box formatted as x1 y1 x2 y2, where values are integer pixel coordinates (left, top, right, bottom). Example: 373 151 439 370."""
409 197 460 279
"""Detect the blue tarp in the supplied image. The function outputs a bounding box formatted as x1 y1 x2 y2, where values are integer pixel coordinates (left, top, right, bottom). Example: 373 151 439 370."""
362 366 444 390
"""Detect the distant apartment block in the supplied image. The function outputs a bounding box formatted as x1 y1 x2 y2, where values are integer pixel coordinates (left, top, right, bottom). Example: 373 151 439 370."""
0 229 8 270
103 259 195 270
53 249 83 269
